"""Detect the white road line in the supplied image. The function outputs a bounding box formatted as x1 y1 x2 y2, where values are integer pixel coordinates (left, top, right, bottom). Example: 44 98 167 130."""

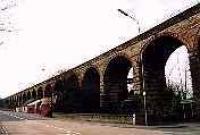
37 122 81 135
0 111 81 135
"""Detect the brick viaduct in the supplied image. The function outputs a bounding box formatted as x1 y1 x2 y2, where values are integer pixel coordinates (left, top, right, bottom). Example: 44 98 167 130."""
4 4 200 125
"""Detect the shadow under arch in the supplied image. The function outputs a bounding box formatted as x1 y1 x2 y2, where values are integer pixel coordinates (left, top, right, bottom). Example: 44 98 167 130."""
103 55 133 113
22 92 26 104
141 35 191 124
53 79 65 112
81 67 100 113
63 73 81 113
37 87 43 99
32 89 36 100
44 84 52 98
27 91 31 100
18 95 22 106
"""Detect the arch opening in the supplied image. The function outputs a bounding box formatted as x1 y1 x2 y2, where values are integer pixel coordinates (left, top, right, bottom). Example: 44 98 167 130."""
27 91 31 100
63 74 80 113
18 95 22 106
32 89 36 100
37 87 43 99
22 93 26 104
142 36 193 123
82 67 100 113
54 80 65 112
103 56 133 113
44 85 52 98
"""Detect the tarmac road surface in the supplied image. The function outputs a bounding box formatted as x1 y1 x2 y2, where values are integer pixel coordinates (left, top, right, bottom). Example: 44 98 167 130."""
1 110 200 135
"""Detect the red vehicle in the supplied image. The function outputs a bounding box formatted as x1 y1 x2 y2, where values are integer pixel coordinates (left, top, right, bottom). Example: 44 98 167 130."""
25 97 52 117
26 105 34 113
35 100 42 114
40 97 52 117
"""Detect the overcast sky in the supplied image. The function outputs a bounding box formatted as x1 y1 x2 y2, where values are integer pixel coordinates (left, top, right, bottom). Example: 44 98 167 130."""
0 0 198 98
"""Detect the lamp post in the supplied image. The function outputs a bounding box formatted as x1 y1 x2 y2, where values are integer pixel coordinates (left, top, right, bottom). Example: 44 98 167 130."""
143 91 148 126
118 8 148 125
140 48 148 126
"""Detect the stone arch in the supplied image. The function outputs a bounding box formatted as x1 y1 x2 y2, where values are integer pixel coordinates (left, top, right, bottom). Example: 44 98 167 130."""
53 79 65 111
18 95 22 105
27 91 31 100
141 32 190 55
44 84 52 97
54 79 65 92
37 87 43 99
103 55 133 113
189 33 200 103
196 34 200 51
191 27 200 50
81 67 100 112
63 73 80 113
82 65 101 80
16 95 21 106
32 89 36 100
102 52 132 76
22 92 26 104
65 70 82 88
141 35 190 124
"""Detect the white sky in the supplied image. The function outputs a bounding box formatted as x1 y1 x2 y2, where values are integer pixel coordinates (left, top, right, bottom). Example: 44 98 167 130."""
0 0 198 98
165 46 192 92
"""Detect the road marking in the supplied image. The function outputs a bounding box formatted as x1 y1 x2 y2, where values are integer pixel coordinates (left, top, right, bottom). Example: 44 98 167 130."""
38 122 81 135
0 111 81 135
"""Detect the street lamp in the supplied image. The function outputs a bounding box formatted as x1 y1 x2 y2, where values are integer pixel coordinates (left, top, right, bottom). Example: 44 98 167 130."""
117 9 141 33
118 8 148 125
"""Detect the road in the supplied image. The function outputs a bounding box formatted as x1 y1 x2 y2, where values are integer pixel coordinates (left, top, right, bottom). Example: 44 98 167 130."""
1 110 200 135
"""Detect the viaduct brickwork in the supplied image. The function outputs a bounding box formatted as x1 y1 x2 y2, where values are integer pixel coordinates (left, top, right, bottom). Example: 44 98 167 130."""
4 4 200 125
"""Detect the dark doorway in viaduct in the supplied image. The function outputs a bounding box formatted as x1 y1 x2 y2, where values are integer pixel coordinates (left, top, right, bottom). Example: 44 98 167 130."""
103 56 132 113
142 35 193 124
82 67 100 113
